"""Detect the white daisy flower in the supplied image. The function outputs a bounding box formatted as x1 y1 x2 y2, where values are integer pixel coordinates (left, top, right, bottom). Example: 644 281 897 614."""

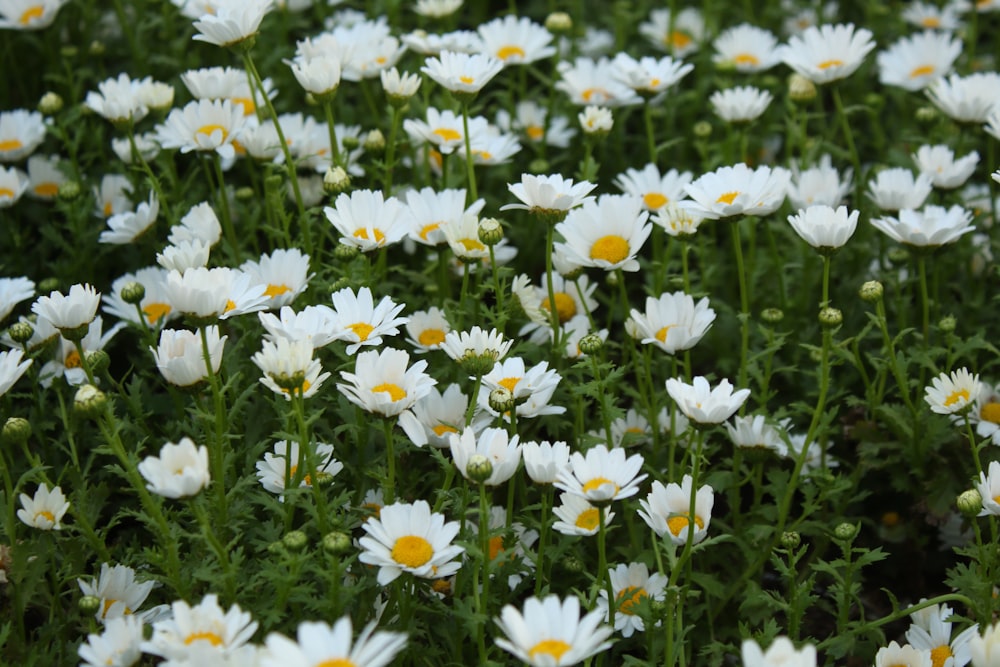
788 155 852 209
873 641 932 667
255 440 343 497
787 205 860 250
913 144 980 189
614 163 693 212
742 636 817 667
337 347 436 417
111 132 161 164
403 107 487 156
191 0 273 48
479 357 565 420
422 50 504 94
23 154 63 200
155 99 248 161
555 56 642 107
288 54 342 96
84 73 153 124
871 205 975 247
150 326 226 388
260 617 407 667
521 440 571 485
413 0 462 18
137 437 210 499
17 484 70 530
554 194 652 272
328 286 407 356
712 23 782 72
398 383 468 448
902 2 963 31
358 499 464 585
0 165 29 208
726 415 789 458
969 621 1000 667
924 367 981 415
39 316 124 387
94 174 133 219
240 248 311 310
99 193 159 245
968 381 1000 446
324 189 408 252
32 283 101 332
495 100 576 148
142 593 258 661
516 272 598 344
0 0 69 30
258 305 338 349
867 168 934 211
77 616 144 667
638 475 714 545
596 562 668 638
380 66 422 101
578 105 614 134
253 337 330 400
157 240 211 273
611 52 694 98
666 375 750 424
552 492 614 536
401 29 479 56
501 172 597 217
779 23 876 85
927 72 1000 123
682 163 790 220
653 202 706 237
164 267 268 320
555 444 646 504
494 594 614 666
0 275 34 322
404 306 451 352
877 30 962 91
169 202 222 246
449 426 521 485
905 601 979 667
402 187 485 247
639 7 705 57
710 86 773 123
0 109 45 162
628 291 716 354
0 348 32 398
475 14 555 66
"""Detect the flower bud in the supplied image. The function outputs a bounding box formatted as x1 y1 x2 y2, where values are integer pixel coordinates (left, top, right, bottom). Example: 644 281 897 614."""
313 471 336 488
283 530 308 552
38 92 64 115
488 386 515 414
341 135 359 151
544 11 572 33
7 321 34 344
578 332 605 355
363 129 385 152
74 384 107 419
888 247 909 264
78 595 101 615
324 166 351 194
120 281 145 305
938 315 957 334
693 120 712 138
85 350 110 376
528 158 550 174
788 73 817 102
1 417 31 445
562 554 585 573
478 217 504 246
333 243 360 262
88 40 105 56
833 522 858 542
235 186 255 201
819 307 843 328
458 352 501 377
267 540 285 555
58 181 81 201
60 323 92 342
465 453 494 483
38 278 60 293
859 280 883 302
957 489 983 518
915 106 937 124
264 174 284 192
59 45 78 59
780 531 801 550
760 307 784 324
322 531 352 555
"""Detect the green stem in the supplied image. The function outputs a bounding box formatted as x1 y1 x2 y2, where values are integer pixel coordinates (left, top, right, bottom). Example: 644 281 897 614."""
199 326 228 534
831 85 862 204
731 219 751 397
209 154 239 261
477 482 491 664
917 255 931 347
534 485 553 596
383 418 398 504
461 102 478 204
384 105 402 195
321 97 342 168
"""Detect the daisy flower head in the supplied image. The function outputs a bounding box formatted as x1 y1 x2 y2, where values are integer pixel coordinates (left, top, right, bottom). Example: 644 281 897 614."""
449 426 521 485
905 601 980 667
712 23 782 72
32 283 100 336
928 72 1000 123
253 337 330 400
99 193 159 245
150 326 226 388
165 266 268 321
138 437 211 499
25 153 65 199
495 100 576 148
17 483 70 530
611 53 694 98
638 476 714 545
441 326 513 375
682 163 790 220
741 636 817 667
255 440 343 497
522 440 571 484
874 641 932 667
479 357 566 420
913 144 979 189
329 285 407 355
289 54 342 97
726 414 790 460
398 383 467 448
143 593 258 662
970 381 1000 445
710 86 774 123
324 189 407 252
403 186 485 247
501 172 597 221
596 563 668 638
639 7 705 57
779 23 876 85
788 154 852 209
787 204 860 251
554 194 652 272
578 105 614 135
404 306 451 353
0 109 45 162
556 57 642 108
555 443 646 505
628 291 716 354
84 73 152 126
552 492 614 536
0 275 34 322
358 499 464 585
476 14 555 66
925 367 981 415
156 240 211 273
494 594 614 666
867 168 934 211
0 165 29 208
422 50 504 97
0 0 69 30
516 272 598 344
871 205 975 247
191 0 274 48
337 347 436 417
614 163 693 212
39 316 123 388
902 2 963 31
261 617 407 667
78 616 144 667
155 99 248 161
654 202 707 237
381 66 422 105
180 65 273 117
0 348 32 397
666 375 751 425
877 30 962 91
239 248 310 310
169 201 222 247
969 621 1000 667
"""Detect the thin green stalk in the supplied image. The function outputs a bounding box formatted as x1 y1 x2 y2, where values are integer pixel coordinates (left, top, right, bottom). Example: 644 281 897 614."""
917 255 931 346
321 97 342 168
292 391 329 535
383 418 398 504
477 482 491 664
731 219 752 395
534 485 553 596
596 507 615 632
644 103 657 163
461 102 478 204
831 85 861 203
208 154 239 260
199 325 229 533
384 105 402 195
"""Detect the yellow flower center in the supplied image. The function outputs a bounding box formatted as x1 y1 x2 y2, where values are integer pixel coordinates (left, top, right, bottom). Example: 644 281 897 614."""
184 631 224 646
0 187 14 198
817 59 844 70
649 77 661 88
231 96 255 115
667 513 704 537
529 639 571 660
103 201 113 217
541 292 577 323
33 182 59 197
582 476 619 495
264 284 291 298
735 53 760 66
287 465 313 486
931 645 953 667
881 511 901 527
459 75 475 85
433 127 462 142
497 45 526 60
590 235 630 264
921 17 942 28
526 125 544 141
655 325 674 344
391 534 433 568
582 87 609 102
64 349 82 369
224 299 237 313
474 150 493 161
499 377 521 393
353 228 386 243
488 534 505 561
196 124 228 141
910 65 935 78
458 237 486 252
19 5 44 23
0 138 23 152
373 382 407 402
280 380 312 396
142 303 171 324
316 660 355 667
980 401 1000 424
716 191 739 205
36 510 55 523
348 322 374 342
643 192 668 209
418 328 446 347
431 578 452 595
418 222 440 240
944 388 970 407
101 599 134 619
616 586 647 615
575 507 600 531
432 423 459 437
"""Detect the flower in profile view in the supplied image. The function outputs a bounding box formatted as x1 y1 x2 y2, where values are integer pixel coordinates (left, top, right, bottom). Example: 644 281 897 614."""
289 54 342 97
787 205 859 251
0 276 34 322
0 109 45 162
413 0 462 18
422 50 504 95
99 193 159 245
77 562 163 623
779 23 876 85
164 267 268 320
666 376 750 424
556 57 641 107
191 0 274 48
638 476 714 545
786 156 852 209
501 172 596 219
877 30 961 92
150 326 225 387
0 0 70 30
873 641 931 667
925 367 981 415
358 499 464 585
726 415 789 459
628 291 716 354
77 616 144 667
143 594 258 662
578 105 614 134
0 348 31 397
682 163 789 220
253 337 330 400
17 484 70 530
0 165 29 208
440 326 513 373
611 52 693 98
555 444 646 504
522 440 571 484
261 617 407 667
913 144 979 189
969 621 1000 667
449 426 521 485
32 283 101 334
381 66 422 103
138 437 211 499
476 14 555 66
712 23 782 72
871 205 974 247
156 99 248 160
741 636 817 667
927 72 1000 123
867 168 933 211
338 347 436 417
710 86 773 123
494 594 614 667
595 563 667 638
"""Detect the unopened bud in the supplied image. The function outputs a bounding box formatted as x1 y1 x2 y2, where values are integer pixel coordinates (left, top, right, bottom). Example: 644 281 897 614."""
693 120 712 138
341 135 359 151
313 471 336 488
88 40 105 56
819 307 843 328
788 73 816 102
915 106 938 123
85 350 110 375
363 129 385 152
478 217 503 246
562 554 585 573
760 307 784 324
938 315 957 333
888 247 910 264
322 531 352 555
7 321 34 344
1 417 31 445
333 242 360 261
38 278 59 293
235 186 255 201
264 174 284 191
458 352 501 377
544 11 572 33
60 323 92 342
780 531 801 550
578 332 605 355
859 280 883 302
120 281 145 305
488 386 515 413
528 158 550 174
957 489 983 518
38 92 64 115
58 181 81 201
833 522 858 542
324 166 350 194
74 384 107 418
282 530 308 552
78 595 101 615
465 453 494 483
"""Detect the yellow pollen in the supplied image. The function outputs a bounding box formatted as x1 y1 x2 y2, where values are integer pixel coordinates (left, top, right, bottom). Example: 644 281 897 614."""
142 302 171 324
231 97 255 115
944 388 970 407
353 227 386 243
529 639 572 660
418 222 441 240
667 513 704 537
526 125 544 141
316 660 355 667
459 237 486 252
432 423 459 436
184 631 224 646
0 138 23 152
488 534 505 561
287 465 313 486
980 402 1000 424
716 191 739 205
418 328 446 347
643 192 669 209
196 124 228 141
582 476 619 495
223 299 237 313
582 87 609 102
499 377 521 393
103 201 113 217
19 5 45 23
376 56 387 64
459 75 475 85
391 534 433 568
931 645 953 667
497 45 526 60
649 78 661 88
616 586 647 615
33 183 59 197
474 150 493 161
264 284 291 298
575 507 600 531
37 510 55 523
373 382 407 402
100 599 133 619
280 380 313 396
817 59 844 70
0 187 15 199
655 325 674 344
589 235 630 264
994 494 1000 505
348 322 374 341
921 17 942 28
541 292 577 323
670 31 692 50
910 65 936 78
735 53 760 66
64 349 82 369
626 427 644 434
433 127 462 142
